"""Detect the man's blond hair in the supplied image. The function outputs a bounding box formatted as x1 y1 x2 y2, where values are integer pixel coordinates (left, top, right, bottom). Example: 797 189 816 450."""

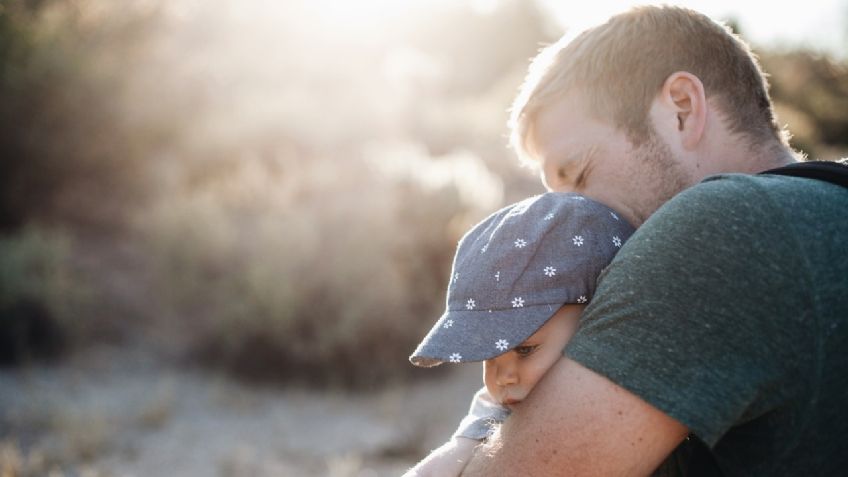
510 5 787 164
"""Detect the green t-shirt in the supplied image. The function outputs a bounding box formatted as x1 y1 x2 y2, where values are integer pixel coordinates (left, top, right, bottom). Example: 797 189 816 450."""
566 173 848 475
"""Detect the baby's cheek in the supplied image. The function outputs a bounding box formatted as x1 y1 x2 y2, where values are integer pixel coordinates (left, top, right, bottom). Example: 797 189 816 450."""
484 381 498 398
522 363 547 392
527 352 561 391
482 362 497 396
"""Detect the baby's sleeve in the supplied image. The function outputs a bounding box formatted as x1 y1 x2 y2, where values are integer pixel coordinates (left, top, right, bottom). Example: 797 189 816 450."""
452 387 511 440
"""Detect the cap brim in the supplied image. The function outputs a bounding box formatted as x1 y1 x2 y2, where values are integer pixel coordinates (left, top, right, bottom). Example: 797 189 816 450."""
409 302 560 367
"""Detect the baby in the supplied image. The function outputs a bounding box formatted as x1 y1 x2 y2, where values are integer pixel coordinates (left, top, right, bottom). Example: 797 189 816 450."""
404 192 634 476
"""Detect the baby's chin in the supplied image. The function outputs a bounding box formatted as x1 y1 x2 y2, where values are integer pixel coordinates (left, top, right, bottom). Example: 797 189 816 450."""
502 397 522 409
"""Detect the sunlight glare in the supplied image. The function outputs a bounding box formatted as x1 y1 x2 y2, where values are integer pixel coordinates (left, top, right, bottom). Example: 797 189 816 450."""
308 0 429 28
470 0 500 16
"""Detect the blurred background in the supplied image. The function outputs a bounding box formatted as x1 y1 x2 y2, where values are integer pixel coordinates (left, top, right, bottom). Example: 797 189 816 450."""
1 0 846 475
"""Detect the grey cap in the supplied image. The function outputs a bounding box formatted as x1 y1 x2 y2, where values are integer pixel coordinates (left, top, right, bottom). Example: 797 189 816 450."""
409 192 635 367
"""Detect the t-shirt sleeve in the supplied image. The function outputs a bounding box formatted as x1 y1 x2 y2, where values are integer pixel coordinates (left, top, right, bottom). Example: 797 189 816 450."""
564 175 811 446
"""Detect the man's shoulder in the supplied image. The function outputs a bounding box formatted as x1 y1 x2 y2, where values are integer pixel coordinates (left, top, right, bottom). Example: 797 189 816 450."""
639 171 846 242
661 172 799 214
670 170 845 210
604 170 847 297
628 174 776 248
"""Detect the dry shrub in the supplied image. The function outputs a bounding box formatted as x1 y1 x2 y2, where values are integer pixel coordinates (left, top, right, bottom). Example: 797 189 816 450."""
140 147 501 387
0 1 165 231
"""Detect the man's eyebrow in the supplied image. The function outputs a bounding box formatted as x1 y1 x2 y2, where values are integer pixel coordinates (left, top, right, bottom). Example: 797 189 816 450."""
555 150 583 167
555 146 596 168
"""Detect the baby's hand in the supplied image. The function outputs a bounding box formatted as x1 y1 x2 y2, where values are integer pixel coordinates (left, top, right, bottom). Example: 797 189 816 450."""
401 437 479 477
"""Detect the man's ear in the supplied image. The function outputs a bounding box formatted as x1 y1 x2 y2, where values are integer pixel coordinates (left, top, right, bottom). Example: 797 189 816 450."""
658 72 707 150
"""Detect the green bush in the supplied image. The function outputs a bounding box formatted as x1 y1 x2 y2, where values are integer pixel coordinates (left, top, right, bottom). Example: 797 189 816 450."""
0 226 91 364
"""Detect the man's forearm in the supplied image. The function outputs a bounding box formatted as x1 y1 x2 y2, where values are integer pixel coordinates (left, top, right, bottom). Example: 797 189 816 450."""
461 358 687 476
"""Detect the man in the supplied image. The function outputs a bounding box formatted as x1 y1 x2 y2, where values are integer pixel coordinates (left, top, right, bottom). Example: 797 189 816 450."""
458 5 848 476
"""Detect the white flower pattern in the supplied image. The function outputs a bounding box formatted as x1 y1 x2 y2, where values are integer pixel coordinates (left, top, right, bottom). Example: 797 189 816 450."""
435 195 632 368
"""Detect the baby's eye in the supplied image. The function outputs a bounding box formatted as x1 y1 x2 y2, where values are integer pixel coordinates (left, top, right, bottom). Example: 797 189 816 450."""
514 344 539 357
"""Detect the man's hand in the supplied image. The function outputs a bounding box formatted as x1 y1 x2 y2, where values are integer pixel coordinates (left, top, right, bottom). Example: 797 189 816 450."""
461 358 688 476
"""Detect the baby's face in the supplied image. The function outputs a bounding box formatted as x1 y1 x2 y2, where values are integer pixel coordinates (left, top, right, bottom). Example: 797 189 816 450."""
483 304 584 408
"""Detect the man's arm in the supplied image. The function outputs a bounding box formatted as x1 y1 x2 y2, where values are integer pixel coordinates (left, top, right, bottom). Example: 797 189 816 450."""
461 357 688 476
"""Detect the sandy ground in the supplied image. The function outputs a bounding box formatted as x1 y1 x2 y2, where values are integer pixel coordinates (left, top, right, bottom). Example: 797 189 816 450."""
0 345 482 476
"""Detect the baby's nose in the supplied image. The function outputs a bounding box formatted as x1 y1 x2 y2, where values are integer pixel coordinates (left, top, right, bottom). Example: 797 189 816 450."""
496 361 518 386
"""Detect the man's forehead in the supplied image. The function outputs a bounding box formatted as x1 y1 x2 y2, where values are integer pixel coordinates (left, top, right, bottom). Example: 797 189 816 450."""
528 96 595 158
528 125 594 170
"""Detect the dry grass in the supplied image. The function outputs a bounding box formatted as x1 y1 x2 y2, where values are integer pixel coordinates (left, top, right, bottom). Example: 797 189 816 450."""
0 347 482 477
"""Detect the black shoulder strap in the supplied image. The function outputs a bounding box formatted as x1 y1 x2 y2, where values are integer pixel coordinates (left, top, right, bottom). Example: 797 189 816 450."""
760 160 848 188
